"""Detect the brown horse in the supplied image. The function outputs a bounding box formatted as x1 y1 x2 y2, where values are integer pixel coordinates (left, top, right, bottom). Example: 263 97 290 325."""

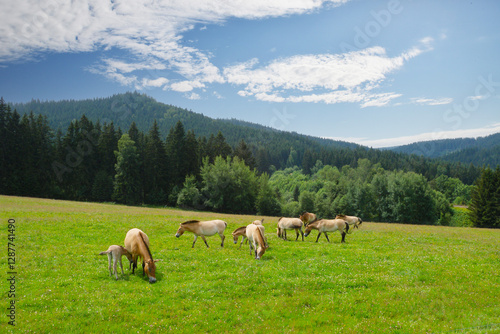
277 217 304 241
232 226 247 248
304 219 349 243
246 220 268 260
175 219 227 248
124 228 158 283
299 211 318 226
336 214 362 233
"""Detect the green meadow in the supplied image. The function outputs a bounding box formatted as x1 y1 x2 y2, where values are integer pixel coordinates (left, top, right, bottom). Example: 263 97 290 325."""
1 195 499 333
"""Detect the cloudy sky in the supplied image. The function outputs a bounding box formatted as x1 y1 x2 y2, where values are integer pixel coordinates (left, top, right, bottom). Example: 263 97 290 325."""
1 0 499 147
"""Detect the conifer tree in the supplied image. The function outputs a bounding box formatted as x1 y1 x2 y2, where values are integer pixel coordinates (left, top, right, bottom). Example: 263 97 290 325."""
469 167 500 228
113 134 142 205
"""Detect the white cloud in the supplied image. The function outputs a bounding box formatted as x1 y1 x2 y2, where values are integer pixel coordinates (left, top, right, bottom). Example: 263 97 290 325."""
410 97 453 106
0 0 348 97
223 43 431 106
336 122 500 148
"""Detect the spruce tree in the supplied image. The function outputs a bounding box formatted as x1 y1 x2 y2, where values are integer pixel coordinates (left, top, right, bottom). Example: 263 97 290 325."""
470 167 500 228
113 134 142 205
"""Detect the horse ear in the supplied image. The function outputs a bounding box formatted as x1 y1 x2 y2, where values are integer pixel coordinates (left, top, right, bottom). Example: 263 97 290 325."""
261 218 264 223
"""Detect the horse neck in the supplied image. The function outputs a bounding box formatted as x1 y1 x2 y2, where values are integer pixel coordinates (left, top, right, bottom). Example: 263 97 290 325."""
254 227 266 247
138 233 153 262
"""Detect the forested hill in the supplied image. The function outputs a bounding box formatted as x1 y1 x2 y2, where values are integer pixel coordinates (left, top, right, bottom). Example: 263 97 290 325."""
8 92 480 184
11 92 357 150
387 133 500 166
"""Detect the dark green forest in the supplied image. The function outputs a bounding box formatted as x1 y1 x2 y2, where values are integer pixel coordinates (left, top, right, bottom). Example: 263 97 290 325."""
1 94 499 227
387 133 500 166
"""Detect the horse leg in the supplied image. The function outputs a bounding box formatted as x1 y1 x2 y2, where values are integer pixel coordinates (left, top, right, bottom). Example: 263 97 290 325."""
324 232 330 243
341 232 346 243
284 230 287 241
142 261 145 276
315 232 322 243
107 253 113 277
119 257 125 276
300 227 304 241
201 235 210 248
113 256 119 280
220 233 225 247
295 229 299 241
192 235 198 248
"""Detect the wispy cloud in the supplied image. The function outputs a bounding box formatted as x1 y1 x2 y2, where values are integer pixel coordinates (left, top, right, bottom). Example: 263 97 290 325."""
2 1 437 107
410 97 453 106
1 0 348 92
224 40 433 106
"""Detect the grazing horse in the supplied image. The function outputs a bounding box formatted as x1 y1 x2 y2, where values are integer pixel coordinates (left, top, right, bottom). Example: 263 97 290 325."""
304 219 349 243
299 211 318 226
124 228 158 283
246 220 268 260
277 217 304 241
175 219 227 248
336 214 363 233
232 226 248 248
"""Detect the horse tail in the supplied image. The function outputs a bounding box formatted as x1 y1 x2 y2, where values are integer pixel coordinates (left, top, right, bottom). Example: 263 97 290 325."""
99 251 109 255
345 221 349 234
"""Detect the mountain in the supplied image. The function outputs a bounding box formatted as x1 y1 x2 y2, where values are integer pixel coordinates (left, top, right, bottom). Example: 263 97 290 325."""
11 92 358 151
386 133 500 167
6 92 485 183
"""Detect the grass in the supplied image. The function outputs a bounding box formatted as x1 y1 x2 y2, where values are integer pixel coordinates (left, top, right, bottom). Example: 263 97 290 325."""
1 195 499 333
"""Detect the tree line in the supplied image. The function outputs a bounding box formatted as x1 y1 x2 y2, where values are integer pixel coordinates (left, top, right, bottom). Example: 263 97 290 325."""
1 98 498 227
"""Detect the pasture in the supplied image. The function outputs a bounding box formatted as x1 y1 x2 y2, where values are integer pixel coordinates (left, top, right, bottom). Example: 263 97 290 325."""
1 195 499 333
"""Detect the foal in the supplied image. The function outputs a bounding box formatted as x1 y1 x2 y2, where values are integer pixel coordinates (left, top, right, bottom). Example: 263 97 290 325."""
99 245 133 280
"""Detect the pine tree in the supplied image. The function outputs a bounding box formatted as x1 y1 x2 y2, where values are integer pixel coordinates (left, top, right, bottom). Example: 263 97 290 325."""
143 120 168 204
113 134 142 205
469 167 500 228
234 139 256 169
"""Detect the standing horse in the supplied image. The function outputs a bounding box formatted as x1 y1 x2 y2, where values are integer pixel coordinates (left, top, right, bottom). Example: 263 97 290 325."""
299 211 318 226
175 220 227 248
336 214 362 233
277 217 304 241
246 220 268 260
232 226 248 248
304 219 349 243
124 228 158 283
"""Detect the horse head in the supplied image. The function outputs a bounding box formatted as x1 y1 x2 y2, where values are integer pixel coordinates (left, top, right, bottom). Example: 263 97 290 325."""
144 259 159 284
175 224 185 238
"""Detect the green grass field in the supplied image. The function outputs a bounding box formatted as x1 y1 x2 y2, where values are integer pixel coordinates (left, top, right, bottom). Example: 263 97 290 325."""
1 195 499 333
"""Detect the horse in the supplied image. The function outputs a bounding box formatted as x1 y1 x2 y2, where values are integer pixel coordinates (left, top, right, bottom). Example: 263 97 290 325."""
246 220 268 259
335 214 363 233
277 217 304 241
124 228 158 283
299 211 318 226
232 226 248 248
304 219 349 243
99 245 133 280
175 219 227 248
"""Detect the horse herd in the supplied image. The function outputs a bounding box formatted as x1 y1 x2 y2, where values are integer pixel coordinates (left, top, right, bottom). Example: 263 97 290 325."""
99 212 362 283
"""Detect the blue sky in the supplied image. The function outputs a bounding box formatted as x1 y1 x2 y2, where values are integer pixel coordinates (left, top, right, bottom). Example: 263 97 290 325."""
1 0 499 147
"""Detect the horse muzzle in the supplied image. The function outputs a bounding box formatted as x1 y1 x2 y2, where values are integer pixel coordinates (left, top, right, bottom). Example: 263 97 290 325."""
175 233 180 238
149 277 157 284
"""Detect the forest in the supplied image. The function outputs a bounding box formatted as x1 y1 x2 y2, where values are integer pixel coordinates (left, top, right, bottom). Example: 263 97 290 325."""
1 96 499 228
